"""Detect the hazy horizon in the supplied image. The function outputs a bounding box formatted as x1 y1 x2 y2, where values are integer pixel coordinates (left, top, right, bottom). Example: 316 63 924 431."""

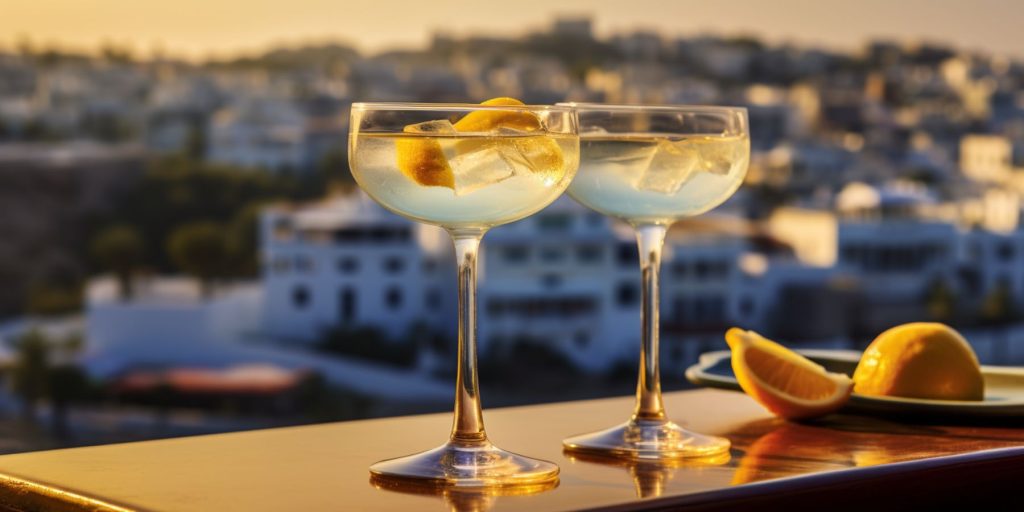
3 0 1024 61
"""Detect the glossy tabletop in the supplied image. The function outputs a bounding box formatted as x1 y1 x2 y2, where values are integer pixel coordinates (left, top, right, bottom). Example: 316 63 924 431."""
0 389 1023 511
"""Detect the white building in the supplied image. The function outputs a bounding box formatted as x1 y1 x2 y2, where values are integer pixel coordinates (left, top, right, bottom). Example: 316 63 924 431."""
79 275 451 401
260 194 455 342
960 134 1015 183
260 192 768 373
207 97 309 171
478 199 638 371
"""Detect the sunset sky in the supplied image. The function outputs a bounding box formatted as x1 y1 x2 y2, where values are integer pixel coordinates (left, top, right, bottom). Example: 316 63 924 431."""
3 0 1023 60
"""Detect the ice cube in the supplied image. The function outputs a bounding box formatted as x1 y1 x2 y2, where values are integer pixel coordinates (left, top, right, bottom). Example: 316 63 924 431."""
495 126 533 136
404 120 457 134
697 137 743 175
506 136 565 185
446 143 518 196
635 140 698 194
604 141 658 166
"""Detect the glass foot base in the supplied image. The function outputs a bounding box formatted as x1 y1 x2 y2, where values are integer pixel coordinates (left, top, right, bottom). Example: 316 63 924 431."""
563 418 731 461
370 440 559 488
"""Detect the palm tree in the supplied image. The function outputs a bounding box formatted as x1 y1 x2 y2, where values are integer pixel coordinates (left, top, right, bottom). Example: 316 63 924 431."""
167 222 228 298
11 329 50 422
91 225 144 301
925 279 955 323
981 281 1016 363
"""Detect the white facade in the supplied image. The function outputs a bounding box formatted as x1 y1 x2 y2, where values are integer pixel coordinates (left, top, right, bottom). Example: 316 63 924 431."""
261 194 455 342
478 199 638 371
207 98 309 171
84 277 262 374
255 188 1024 372
960 134 1014 183
259 193 759 373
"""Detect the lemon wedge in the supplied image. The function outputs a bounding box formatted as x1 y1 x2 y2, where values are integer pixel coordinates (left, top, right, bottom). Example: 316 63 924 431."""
726 328 853 420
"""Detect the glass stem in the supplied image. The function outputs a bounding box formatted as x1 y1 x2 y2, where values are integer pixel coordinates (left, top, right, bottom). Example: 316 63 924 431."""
632 223 669 422
448 228 488 445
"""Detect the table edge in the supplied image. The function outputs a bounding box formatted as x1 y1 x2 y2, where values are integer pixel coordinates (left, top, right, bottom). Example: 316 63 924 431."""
0 446 1022 512
0 472 140 512
586 446 1024 511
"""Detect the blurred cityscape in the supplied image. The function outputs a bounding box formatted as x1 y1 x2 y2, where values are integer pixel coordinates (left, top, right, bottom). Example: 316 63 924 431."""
3 15 1024 451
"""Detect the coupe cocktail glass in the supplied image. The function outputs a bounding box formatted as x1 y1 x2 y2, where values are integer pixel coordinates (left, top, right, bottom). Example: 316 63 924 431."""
561 104 749 460
350 102 579 486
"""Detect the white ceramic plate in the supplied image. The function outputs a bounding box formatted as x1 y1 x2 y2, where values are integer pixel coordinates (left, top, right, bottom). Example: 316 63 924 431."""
685 349 1024 419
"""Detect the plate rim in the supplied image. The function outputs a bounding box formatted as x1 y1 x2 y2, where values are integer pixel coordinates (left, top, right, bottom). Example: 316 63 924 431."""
685 349 1024 414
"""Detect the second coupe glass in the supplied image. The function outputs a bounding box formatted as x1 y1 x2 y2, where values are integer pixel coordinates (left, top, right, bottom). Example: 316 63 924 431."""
561 103 749 460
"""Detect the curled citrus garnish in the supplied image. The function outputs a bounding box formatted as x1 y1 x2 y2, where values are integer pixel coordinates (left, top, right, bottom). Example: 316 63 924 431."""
394 97 566 191
395 123 455 188
452 97 542 132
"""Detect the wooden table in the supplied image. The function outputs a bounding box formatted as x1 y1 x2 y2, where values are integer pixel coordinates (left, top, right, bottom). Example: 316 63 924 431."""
0 389 1022 511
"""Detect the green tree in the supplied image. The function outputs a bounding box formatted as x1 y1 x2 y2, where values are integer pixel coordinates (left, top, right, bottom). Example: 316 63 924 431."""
981 281 1015 325
925 279 955 323
91 224 145 301
315 146 355 192
981 281 1017 363
48 365 90 440
182 125 206 161
11 329 50 422
225 203 264 277
167 222 228 298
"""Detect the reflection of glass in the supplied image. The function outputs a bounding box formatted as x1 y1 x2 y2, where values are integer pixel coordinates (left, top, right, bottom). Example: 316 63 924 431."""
562 104 749 460
370 474 559 512
350 103 579 486
565 451 731 498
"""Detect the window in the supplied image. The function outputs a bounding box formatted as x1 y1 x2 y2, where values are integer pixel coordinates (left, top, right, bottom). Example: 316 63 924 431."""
422 259 438 273
617 282 639 307
716 261 730 278
425 288 442 310
295 255 314 272
339 287 356 321
671 344 683 364
673 297 688 320
487 300 503 317
272 222 294 241
292 286 310 309
574 331 590 348
503 246 529 264
384 257 405 274
695 260 710 280
333 228 367 243
998 242 1015 262
617 243 638 266
536 213 571 231
739 297 755 317
333 226 411 244
273 256 291 273
672 261 688 278
385 287 403 310
540 247 566 263
541 274 562 288
577 245 602 264
337 257 359 273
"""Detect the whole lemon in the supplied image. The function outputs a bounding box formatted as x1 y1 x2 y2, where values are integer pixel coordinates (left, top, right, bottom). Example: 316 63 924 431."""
853 323 984 401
